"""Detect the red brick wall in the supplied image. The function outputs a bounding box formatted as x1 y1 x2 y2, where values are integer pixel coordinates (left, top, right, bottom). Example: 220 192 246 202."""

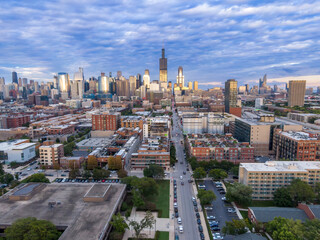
297 203 315 220
229 107 242 118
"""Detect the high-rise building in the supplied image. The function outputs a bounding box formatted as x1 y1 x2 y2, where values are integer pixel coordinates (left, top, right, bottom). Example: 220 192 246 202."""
143 69 150 89
18 78 22 87
117 71 122 79
188 82 192 90
176 66 184 88
288 80 306 107
194 81 198 90
225 79 238 113
159 48 167 86
92 113 120 131
98 75 109 94
136 73 141 89
12 71 18 84
58 72 70 99
71 68 84 99
129 76 137 96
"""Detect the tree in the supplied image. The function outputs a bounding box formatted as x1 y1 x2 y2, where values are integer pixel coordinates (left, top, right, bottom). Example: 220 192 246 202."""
132 189 145 208
129 211 156 239
69 169 80 179
22 173 49 183
197 189 216 205
5 217 61 240
117 169 128 178
218 160 234 171
55 138 60 143
193 167 206 180
92 168 110 180
303 219 320 240
87 156 98 170
226 182 253 206
0 173 14 185
110 213 128 233
208 169 228 180
230 166 239 176
288 179 315 205
273 187 294 207
222 219 248 235
143 164 165 179
82 170 92 179
0 163 4 175
108 156 122 170
266 217 303 240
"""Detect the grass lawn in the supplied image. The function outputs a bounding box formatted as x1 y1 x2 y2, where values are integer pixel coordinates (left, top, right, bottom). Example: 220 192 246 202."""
157 231 169 240
154 180 170 218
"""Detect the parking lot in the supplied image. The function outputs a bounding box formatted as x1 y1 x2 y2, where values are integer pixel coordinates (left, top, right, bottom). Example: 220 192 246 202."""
203 180 239 240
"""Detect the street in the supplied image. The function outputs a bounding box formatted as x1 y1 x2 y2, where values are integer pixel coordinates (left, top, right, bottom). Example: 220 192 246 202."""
171 107 201 240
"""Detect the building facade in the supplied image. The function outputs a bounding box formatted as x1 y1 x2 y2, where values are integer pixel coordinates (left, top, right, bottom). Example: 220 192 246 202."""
92 113 120 131
288 80 306 107
39 144 64 166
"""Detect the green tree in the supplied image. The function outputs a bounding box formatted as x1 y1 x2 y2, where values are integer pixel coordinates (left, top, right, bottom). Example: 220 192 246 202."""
197 189 216 205
82 170 92 179
288 179 315 205
55 138 60 143
226 182 253 206
22 173 49 183
69 169 80 179
273 187 294 207
230 166 239 176
143 164 164 179
92 168 110 180
5 217 61 240
117 169 128 178
266 217 303 240
222 219 248 235
218 160 234 171
0 163 4 175
0 173 14 185
303 219 320 240
193 167 206 180
9 161 19 169
132 190 145 208
108 156 122 170
208 169 228 180
129 211 156 239
110 213 128 233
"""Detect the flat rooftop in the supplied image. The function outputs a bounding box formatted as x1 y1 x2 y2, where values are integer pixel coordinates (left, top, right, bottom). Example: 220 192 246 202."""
280 131 317 141
0 183 126 240
76 137 114 148
240 161 320 172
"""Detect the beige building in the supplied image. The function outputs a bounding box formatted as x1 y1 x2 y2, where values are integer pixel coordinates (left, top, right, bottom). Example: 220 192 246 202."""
39 144 64 166
194 81 198 90
288 80 306 107
239 161 320 200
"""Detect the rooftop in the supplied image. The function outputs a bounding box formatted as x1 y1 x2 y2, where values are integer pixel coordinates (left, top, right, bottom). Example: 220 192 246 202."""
241 161 320 172
0 140 35 151
280 131 318 141
0 183 126 240
249 207 309 222
76 137 114 148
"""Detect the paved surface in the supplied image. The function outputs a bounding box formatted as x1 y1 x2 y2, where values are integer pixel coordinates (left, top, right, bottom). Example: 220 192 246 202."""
204 180 239 240
171 106 202 240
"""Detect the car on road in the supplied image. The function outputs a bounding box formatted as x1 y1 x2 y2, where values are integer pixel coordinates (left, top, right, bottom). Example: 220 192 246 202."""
196 212 200 218
213 232 224 240
197 218 201 225
193 201 197 206
175 233 179 240
183 171 186 175
181 182 184 185
180 176 183 180
227 208 236 213
207 215 216 220
27 168 31 171
175 212 179 218
200 232 205 240
188 179 193 183
198 225 203 232
174 202 178 207
177 217 182 224
221 197 226 201
186 168 189 171
179 225 183 233
194 206 198 212
192 196 196 202
204 206 213 211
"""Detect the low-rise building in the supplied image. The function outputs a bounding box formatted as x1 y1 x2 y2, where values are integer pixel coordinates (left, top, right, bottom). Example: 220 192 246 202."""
60 156 85 169
121 116 144 129
0 140 36 163
92 112 120 131
39 144 64 166
273 130 320 161
239 161 320 200
288 112 320 123
46 125 75 135
187 133 254 163
131 138 170 171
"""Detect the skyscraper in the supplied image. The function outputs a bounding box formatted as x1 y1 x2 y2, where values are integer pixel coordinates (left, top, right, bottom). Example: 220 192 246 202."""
288 80 306 107
71 67 84 99
98 75 109 94
143 69 150 89
159 48 167 86
58 72 70 99
129 76 137 96
225 79 241 117
194 81 198 90
12 71 18 84
176 66 184 88
188 82 192 90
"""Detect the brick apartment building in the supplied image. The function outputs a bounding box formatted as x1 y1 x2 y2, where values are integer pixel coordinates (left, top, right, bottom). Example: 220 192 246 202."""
92 113 120 131
46 125 75 135
120 116 144 129
6 115 30 128
273 130 320 161
187 133 255 163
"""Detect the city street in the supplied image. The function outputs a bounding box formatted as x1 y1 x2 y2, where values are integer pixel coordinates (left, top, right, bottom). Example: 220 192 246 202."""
171 106 201 240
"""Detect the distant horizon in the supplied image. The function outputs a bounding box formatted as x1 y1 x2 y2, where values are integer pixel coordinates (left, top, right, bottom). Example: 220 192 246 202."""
0 1 320 88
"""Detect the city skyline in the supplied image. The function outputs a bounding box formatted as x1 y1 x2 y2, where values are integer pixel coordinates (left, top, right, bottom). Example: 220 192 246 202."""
0 1 320 88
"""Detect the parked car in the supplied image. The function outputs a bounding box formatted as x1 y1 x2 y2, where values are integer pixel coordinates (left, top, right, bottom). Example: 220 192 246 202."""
196 212 200 218
181 182 184 185
221 197 226 201
194 206 198 212
197 218 201 225
200 232 205 240
198 225 203 232
177 217 182 224
175 233 179 240
183 171 186 175
213 232 224 240
207 215 216 220
204 206 213 211
227 208 236 213
211 226 220 232
179 225 183 233
188 179 193 183
175 212 179 218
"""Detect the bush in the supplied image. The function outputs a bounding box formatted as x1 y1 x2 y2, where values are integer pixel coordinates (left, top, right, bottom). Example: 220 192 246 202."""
125 210 131 218
121 202 128 212
108 231 123 240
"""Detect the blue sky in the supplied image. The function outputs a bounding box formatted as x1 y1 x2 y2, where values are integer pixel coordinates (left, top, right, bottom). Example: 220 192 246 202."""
0 0 320 88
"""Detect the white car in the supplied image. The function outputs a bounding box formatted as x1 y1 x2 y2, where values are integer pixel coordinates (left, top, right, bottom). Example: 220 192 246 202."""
180 176 183 180
174 202 178 207
213 232 224 240
27 168 31 171
227 208 236 213
177 217 182 224
221 197 226 201
204 206 213 210
192 197 196 202
179 225 183 233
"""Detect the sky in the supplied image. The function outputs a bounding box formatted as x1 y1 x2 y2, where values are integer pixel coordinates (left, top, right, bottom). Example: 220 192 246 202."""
0 0 320 89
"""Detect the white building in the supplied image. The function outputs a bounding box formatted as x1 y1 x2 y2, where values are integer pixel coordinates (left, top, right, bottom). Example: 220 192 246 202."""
149 81 160 92
0 140 36 163
182 113 225 134
255 98 264 109
66 99 82 109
